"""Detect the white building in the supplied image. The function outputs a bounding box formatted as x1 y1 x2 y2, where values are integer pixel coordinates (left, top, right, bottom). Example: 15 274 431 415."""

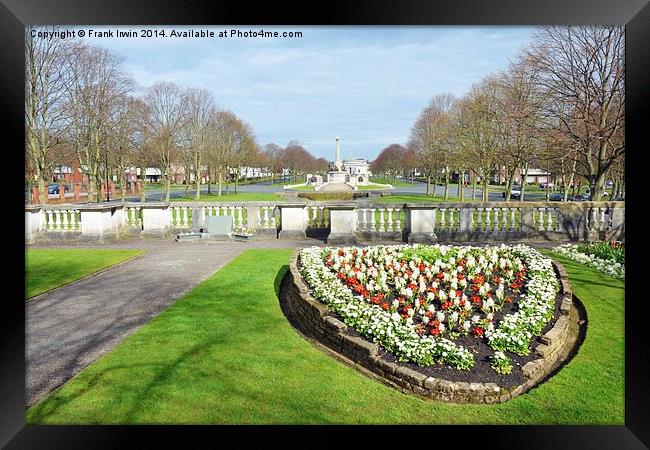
342 158 372 185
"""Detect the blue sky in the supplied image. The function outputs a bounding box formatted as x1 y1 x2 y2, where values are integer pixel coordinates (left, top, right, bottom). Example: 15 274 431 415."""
81 26 536 161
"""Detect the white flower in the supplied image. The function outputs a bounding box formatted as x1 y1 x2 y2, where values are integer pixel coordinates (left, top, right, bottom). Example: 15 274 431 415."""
422 316 430 324
436 311 445 322
428 304 436 313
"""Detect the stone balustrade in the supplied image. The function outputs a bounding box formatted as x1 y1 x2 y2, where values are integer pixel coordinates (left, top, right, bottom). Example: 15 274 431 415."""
25 200 624 243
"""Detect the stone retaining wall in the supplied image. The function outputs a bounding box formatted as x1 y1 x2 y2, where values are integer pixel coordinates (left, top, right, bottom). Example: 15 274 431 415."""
284 249 580 404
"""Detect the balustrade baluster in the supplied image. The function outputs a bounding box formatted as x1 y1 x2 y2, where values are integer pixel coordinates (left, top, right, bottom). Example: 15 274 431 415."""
501 207 508 232
387 208 394 232
378 209 385 232
61 209 70 231
395 208 402 231
510 208 517 231
438 208 445 230
369 209 376 232
537 208 545 231
484 208 491 232
546 208 554 231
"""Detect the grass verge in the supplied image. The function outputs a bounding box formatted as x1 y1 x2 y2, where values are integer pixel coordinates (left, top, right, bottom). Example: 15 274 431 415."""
171 192 283 202
26 249 143 299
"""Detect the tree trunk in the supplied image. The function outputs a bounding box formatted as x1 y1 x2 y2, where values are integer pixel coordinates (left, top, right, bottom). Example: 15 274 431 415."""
165 169 171 202
519 162 529 203
195 157 201 200
38 175 47 206
482 178 489 203
443 172 449 202
459 170 465 202
218 169 223 196
472 177 477 201
426 175 431 196
140 168 146 202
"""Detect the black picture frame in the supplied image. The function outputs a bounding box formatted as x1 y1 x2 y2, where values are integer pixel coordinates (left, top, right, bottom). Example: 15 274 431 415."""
2 0 647 447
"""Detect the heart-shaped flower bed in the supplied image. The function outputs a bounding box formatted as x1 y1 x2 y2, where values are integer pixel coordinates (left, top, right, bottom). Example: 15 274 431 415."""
298 244 561 378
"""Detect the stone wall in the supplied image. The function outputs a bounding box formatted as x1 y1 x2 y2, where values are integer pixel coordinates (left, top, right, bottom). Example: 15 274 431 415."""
284 249 580 404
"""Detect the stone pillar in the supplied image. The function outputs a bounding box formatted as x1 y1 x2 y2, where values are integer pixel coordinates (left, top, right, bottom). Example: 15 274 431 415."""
59 185 66 201
136 180 142 193
141 203 173 237
191 207 204 232
405 204 437 243
25 206 45 244
609 204 625 242
79 205 120 240
278 204 307 239
73 184 81 201
520 207 535 236
327 205 357 245
246 205 260 230
459 207 473 233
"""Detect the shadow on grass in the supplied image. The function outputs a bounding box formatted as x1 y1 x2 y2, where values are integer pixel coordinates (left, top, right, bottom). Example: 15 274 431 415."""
274 265 289 297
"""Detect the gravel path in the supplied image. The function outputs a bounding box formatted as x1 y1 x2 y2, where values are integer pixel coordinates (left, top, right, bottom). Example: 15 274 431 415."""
25 237 323 407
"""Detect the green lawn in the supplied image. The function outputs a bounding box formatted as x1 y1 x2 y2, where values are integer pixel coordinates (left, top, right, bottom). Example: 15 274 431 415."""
171 192 283 202
25 249 143 299
27 248 624 424
358 183 392 190
373 193 474 203
370 176 413 187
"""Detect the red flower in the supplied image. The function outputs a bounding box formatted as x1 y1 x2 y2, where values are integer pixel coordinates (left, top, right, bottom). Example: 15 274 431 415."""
380 303 389 311
470 295 482 305
472 327 484 337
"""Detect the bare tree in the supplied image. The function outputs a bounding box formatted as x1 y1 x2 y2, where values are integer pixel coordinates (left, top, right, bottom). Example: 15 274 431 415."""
184 87 216 200
527 26 624 200
370 144 409 183
67 43 133 202
455 79 502 202
409 94 455 196
145 81 187 202
494 55 545 201
25 26 75 204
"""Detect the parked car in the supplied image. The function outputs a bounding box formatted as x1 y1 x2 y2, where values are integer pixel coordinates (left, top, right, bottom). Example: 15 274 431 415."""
502 186 521 200
539 182 554 189
571 194 587 201
47 184 69 195
549 192 565 201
